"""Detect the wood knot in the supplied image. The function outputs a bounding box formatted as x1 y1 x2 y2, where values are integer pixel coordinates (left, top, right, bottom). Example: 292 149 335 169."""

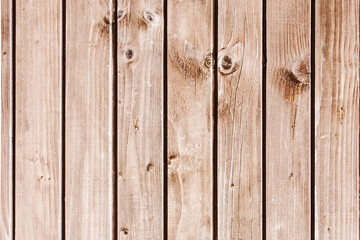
203 51 214 69
123 47 137 63
276 66 309 102
219 54 239 75
143 9 159 24
117 8 126 22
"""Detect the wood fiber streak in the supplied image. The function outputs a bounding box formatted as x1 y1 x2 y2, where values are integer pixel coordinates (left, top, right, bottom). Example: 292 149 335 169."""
1 0 13 238
15 0 62 239
217 0 262 239
65 0 115 239
167 0 214 239
266 0 311 238
315 0 359 238
117 0 164 239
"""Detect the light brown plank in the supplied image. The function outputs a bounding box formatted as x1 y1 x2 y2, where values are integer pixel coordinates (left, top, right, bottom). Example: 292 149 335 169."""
315 0 359 238
65 0 115 239
1 0 13 238
217 0 262 238
15 0 62 238
116 0 164 239
266 0 311 238
167 0 214 239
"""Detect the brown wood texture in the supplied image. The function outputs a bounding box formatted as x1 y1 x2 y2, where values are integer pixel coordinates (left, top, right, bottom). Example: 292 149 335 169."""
1 0 13 239
117 0 164 239
266 0 311 238
315 0 359 238
217 0 262 239
14 0 62 239
65 0 115 239
167 0 214 239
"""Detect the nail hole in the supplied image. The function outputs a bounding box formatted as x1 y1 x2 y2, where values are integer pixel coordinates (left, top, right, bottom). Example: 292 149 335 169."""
121 227 129 235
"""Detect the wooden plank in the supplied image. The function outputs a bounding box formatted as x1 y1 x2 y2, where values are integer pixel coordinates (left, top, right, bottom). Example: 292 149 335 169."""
167 0 214 239
117 0 163 239
15 0 62 238
217 0 262 238
1 0 13 238
315 0 359 238
65 0 115 238
266 0 311 238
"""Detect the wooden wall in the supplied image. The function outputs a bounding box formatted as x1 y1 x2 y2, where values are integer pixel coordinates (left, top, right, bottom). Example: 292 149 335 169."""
1 0 359 239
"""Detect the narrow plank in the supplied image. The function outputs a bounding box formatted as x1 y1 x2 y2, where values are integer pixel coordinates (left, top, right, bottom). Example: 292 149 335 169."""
315 0 359 238
65 0 115 239
117 0 164 239
167 0 214 239
266 0 311 238
15 0 62 238
1 0 13 238
217 0 262 238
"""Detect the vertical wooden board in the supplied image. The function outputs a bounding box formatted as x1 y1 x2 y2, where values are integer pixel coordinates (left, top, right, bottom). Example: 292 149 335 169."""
167 0 213 239
1 0 13 238
315 0 359 238
217 0 262 239
117 0 163 239
15 0 62 239
266 0 311 238
65 0 115 239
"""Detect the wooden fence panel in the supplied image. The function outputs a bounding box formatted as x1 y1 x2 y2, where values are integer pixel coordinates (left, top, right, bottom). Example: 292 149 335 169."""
117 0 164 239
15 0 62 239
315 0 359 238
217 0 263 239
1 0 13 239
266 0 311 238
167 0 214 239
65 0 115 239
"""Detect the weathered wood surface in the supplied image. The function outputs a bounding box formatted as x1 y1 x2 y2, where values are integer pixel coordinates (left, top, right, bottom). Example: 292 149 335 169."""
217 0 263 239
315 0 359 238
1 0 13 239
266 0 311 238
65 0 115 238
167 0 214 239
15 0 62 239
117 0 164 239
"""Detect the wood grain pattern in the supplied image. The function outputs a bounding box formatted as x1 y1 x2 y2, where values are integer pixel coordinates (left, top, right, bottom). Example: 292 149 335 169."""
266 0 311 238
167 0 214 239
217 0 262 239
1 0 13 238
65 0 115 239
15 0 62 238
315 0 359 238
117 0 164 239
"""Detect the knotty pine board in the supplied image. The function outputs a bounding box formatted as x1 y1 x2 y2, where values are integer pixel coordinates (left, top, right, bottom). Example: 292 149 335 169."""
167 0 214 239
315 0 359 238
15 0 62 238
1 0 13 238
117 0 164 239
65 0 115 238
217 0 263 239
266 0 311 238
